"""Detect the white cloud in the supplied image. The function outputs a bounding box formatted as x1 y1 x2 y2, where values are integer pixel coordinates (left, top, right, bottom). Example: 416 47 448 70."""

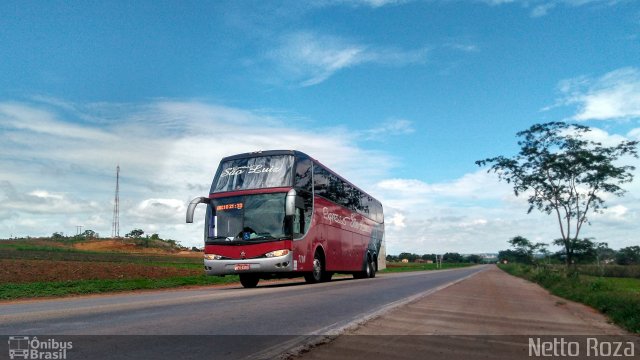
445 43 480 53
133 198 186 222
362 119 415 140
475 0 628 17
0 99 394 244
29 190 65 201
268 31 427 86
600 204 628 220
557 67 640 121
326 0 628 14
1 99 638 253
0 102 115 142
388 212 406 228
628 128 640 140
531 3 556 17
0 181 100 218
326 0 409 7
480 0 516 5
376 170 514 202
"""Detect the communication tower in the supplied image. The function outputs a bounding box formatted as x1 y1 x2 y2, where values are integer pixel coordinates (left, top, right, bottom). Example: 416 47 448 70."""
111 165 120 238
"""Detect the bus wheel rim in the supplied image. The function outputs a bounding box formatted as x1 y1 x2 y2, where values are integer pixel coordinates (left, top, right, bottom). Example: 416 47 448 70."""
313 258 321 279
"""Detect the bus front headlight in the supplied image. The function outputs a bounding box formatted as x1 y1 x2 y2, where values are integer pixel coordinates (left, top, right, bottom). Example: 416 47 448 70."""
204 253 223 260
265 249 290 258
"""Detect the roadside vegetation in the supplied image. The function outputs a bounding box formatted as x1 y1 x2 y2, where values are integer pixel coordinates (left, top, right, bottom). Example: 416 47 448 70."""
383 262 473 273
1 275 240 300
499 263 640 334
386 252 493 264
383 252 485 273
497 235 640 334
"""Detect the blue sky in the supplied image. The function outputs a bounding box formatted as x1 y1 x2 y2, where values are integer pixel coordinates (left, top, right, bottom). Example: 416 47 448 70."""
1 0 639 254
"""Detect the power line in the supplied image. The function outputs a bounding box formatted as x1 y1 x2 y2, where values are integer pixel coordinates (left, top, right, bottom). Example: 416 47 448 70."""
111 165 120 238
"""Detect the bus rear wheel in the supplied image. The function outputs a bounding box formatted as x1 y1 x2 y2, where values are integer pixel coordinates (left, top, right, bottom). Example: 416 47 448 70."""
369 259 377 278
354 255 374 279
239 274 259 288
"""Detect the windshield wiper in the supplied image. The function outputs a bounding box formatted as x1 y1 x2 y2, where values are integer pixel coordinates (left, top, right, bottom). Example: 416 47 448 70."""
205 236 234 244
206 234 289 244
250 233 275 241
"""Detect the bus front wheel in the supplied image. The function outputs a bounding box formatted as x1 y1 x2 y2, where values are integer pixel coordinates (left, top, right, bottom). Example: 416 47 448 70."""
304 253 324 284
239 273 259 288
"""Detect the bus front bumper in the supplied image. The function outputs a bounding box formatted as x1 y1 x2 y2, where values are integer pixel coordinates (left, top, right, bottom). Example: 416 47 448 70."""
204 252 293 276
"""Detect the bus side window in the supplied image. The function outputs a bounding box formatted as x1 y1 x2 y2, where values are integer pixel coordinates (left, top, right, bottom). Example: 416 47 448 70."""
294 191 313 239
313 165 328 198
294 208 303 234
295 157 313 193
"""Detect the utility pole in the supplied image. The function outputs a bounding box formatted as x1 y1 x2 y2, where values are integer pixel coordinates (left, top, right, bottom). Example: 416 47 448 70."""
111 165 120 239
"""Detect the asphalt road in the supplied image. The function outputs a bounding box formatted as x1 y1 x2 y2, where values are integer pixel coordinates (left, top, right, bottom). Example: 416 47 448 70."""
0 266 487 359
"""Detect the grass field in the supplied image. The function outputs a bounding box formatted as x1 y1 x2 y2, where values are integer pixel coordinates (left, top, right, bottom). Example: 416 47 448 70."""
382 262 474 272
499 263 640 334
0 275 241 300
0 238 232 300
0 238 473 300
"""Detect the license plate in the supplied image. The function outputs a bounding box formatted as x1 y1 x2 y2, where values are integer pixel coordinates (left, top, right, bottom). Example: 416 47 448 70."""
234 264 250 271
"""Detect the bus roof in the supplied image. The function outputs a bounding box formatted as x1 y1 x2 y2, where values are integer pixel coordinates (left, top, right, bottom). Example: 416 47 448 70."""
220 150 307 162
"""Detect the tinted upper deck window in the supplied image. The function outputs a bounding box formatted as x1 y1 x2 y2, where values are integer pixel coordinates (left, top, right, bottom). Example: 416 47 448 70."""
211 155 294 193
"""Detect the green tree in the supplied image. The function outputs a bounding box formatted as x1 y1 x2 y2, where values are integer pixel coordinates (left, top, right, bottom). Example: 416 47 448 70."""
507 235 547 264
466 254 483 264
82 229 97 239
498 249 520 264
125 229 144 239
594 242 616 264
616 246 640 265
553 237 598 264
442 252 463 263
499 236 546 264
477 122 638 267
398 252 420 262
421 254 437 262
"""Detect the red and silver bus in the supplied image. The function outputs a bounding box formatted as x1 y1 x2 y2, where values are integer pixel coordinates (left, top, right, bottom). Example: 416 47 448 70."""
186 150 385 288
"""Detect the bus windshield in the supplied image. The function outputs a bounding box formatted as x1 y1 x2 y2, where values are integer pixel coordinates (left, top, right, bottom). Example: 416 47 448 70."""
211 155 294 193
208 194 287 242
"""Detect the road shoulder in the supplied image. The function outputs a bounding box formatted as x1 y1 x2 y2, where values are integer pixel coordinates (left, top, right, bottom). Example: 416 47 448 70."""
294 265 633 360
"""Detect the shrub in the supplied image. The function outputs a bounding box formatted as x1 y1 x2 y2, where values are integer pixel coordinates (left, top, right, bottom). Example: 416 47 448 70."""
498 264 640 333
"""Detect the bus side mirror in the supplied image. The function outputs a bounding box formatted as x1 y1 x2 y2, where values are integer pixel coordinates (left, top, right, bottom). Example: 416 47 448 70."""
285 189 297 217
186 197 210 223
284 189 299 237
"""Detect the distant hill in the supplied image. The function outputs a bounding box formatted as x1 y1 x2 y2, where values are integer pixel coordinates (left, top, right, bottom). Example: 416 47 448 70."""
0 235 202 257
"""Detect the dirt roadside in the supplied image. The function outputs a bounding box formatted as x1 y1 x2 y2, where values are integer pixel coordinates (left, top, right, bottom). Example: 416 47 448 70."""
294 265 636 360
